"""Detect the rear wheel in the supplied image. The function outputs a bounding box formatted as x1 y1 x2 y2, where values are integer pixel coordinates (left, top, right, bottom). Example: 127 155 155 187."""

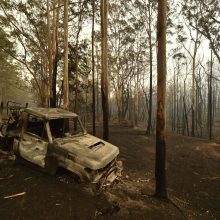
0 137 14 151
6 137 14 151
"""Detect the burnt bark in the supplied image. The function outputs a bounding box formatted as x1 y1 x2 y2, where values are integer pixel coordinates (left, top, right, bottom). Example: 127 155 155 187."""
92 0 96 135
208 50 213 140
50 48 58 107
146 1 153 135
155 0 167 199
100 0 109 140
50 0 60 107
63 0 69 110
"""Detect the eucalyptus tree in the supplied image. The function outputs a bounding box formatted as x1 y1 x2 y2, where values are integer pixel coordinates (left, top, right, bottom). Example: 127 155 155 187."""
108 0 150 124
145 0 157 135
195 60 207 136
208 50 213 139
0 0 50 106
0 27 30 104
49 0 61 107
100 0 109 140
91 0 96 135
63 0 69 110
108 0 134 122
182 0 220 62
0 0 93 109
155 0 168 199
180 29 202 136
0 28 19 98
133 0 157 134
71 0 87 113
171 51 186 133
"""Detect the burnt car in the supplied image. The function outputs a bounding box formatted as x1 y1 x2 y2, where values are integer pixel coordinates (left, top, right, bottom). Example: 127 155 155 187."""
13 108 122 187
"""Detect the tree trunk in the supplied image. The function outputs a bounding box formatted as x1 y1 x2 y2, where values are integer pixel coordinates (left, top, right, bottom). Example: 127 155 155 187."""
146 1 153 135
50 0 60 107
0 102 3 124
92 0 96 135
176 62 179 133
155 0 167 199
134 73 139 127
191 31 199 136
74 0 83 114
63 0 69 110
51 44 58 107
173 70 176 132
47 0 52 105
209 50 213 140
42 56 49 107
100 0 109 140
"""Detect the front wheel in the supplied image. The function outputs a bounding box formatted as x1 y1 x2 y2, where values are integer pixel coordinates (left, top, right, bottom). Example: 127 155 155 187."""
90 182 102 195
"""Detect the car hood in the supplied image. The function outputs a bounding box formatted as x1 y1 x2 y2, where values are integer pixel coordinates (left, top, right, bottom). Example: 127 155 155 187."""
54 134 119 170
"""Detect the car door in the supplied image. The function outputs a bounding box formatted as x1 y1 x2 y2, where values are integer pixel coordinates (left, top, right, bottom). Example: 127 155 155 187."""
19 115 49 168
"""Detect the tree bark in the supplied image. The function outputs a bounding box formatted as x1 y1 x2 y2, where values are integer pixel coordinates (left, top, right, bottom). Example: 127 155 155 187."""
74 0 83 114
47 0 52 105
155 0 167 199
50 0 59 107
209 50 213 140
92 0 96 135
63 0 69 110
191 31 199 136
146 0 153 135
100 0 109 140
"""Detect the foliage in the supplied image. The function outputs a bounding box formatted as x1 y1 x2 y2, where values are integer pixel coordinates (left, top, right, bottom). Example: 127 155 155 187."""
0 27 29 102
182 0 220 62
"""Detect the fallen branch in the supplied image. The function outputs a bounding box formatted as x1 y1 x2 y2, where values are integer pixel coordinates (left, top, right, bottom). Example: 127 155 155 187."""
4 192 26 199
24 177 32 181
201 176 220 180
0 174 14 180
172 195 189 205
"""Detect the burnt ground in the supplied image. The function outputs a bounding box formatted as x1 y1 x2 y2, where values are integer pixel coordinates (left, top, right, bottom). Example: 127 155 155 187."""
0 125 220 220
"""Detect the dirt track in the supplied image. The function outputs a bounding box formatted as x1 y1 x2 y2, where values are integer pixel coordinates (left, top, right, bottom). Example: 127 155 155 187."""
0 125 220 219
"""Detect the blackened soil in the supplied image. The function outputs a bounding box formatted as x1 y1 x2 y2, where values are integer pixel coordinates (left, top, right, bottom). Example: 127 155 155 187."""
0 125 219 219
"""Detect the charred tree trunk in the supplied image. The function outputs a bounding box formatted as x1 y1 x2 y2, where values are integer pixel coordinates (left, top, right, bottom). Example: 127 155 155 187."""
191 32 200 136
183 96 189 136
42 56 49 107
173 71 176 131
209 50 213 140
92 0 96 135
155 0 167 199
74 1 83 114
100 0 109 140
51 46 58 107
47 0 52 105
50 0 60 107
176 66 179 133
146 1 153 135
63 0 69 110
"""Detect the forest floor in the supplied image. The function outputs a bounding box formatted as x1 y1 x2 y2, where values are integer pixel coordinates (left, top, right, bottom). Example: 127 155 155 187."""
0 124 220 220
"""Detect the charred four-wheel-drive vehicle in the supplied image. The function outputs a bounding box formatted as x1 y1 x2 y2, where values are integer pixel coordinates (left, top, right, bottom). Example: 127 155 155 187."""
1 105 122 188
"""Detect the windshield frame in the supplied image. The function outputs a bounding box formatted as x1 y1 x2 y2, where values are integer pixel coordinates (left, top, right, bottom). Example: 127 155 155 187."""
48 116 87 141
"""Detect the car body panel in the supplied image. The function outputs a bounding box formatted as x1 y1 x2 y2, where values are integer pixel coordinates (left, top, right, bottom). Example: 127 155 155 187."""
55 134 119 170
19 132 48 167
24 108 77 120
12 108 122 186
